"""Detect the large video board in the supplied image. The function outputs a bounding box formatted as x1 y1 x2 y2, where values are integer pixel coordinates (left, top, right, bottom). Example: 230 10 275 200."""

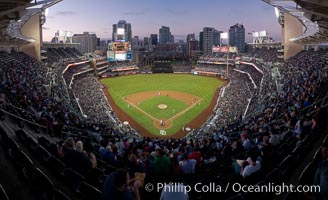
117 28 125 35
126 51 133 60
115 53 126 61
107 51 115 61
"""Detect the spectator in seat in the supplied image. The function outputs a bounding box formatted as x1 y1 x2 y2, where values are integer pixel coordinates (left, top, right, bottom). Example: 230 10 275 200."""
76 141 83 153
188 146 201 166
127 147 140 173
160 182 189 200
0 93 7 107
154 148 171 176
260 136 272 171
102 145 116 165
314 145 328 200
171 152 182 176
241 154 261 177
179 153 197 175
269 129 280 146
302 114 313 136
102 169 141 200
241 133 253 150
62 137 93 175
293 116 304 138
142 152 154 174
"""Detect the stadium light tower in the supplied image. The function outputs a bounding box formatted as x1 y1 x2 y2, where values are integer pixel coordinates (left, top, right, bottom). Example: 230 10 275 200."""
226 52 229 79
220 32 229 79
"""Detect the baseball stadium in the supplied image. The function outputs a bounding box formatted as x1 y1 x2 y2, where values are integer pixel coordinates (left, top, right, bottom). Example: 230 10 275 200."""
0 0 328 200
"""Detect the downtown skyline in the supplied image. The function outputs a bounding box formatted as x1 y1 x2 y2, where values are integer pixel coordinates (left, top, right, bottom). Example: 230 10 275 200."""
42 0 281 43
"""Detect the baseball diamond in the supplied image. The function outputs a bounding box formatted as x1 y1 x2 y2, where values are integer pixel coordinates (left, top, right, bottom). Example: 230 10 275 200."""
101 74 224 137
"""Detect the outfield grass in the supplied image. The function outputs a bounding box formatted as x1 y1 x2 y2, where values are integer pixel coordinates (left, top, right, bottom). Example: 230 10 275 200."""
101 74 223 136
138 96 188 119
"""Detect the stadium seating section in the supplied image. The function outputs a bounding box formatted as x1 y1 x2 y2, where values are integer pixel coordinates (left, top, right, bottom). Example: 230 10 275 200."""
0 47 328 199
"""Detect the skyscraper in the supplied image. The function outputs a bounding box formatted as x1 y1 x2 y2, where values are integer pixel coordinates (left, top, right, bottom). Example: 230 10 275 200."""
72 32 97 53
143 37 149 46
159 26 172 44
132 36 139 46
187 33 195 43
213 30 223 46
186 33 199 57
203 27 216 54
112 20 132 42
229 23 245 53
150 34 158 45
199 31 203 53
169 35 174 43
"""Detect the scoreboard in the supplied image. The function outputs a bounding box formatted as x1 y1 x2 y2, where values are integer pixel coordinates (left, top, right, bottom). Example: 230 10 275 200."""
111 42 130 51
107 42 132 61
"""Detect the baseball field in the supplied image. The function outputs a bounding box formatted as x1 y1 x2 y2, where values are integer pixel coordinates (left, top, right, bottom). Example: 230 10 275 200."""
101 74 223 137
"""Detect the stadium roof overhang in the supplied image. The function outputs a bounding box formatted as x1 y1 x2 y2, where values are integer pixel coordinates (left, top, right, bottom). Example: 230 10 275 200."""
263 0 328 44
0 0 62 45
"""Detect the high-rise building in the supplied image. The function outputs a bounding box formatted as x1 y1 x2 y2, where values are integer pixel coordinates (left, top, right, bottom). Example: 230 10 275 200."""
187 33 195 43
72 32 97 53
199 31 203 53
169 35 175 43
132 36 139 46
112 20 132 42
150 34 158 45
186 33 199 57
229 23 245 53
213 30 222 46
159 26 172 44
143 37 149 46
203 27 216 54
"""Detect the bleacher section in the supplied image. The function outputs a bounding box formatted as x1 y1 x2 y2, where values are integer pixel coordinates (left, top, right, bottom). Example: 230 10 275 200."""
45 47 83 62
99 61 139 77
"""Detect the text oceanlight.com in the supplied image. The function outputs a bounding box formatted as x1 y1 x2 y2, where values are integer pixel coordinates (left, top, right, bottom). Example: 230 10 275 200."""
144 182 320 195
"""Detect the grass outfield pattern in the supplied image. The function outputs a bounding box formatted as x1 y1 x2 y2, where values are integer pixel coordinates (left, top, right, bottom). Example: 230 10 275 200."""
101 74 223 136
138 96 188 119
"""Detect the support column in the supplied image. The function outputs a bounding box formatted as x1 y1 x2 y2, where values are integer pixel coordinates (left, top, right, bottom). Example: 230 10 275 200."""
283 13 304 60
20 13 42 62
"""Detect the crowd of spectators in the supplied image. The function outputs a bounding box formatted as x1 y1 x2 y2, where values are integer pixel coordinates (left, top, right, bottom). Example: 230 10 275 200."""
46 47 82 62
71 74 114 124
172 65 193 73
63 63 92 86
0 48 328 199
214 71 252 126
199 52 238 63
245 47 284 63
194 64 226 74
0 51 81 133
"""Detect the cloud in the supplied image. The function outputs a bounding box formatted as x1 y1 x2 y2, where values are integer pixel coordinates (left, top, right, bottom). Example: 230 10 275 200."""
124 11 145 16
56 11 77 16
166 8 189 15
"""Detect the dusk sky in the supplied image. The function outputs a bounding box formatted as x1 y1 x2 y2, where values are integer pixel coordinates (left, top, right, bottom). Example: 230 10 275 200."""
42 0 281 42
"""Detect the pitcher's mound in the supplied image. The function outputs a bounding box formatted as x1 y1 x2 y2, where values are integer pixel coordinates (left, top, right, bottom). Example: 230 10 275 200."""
158 104 168 109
